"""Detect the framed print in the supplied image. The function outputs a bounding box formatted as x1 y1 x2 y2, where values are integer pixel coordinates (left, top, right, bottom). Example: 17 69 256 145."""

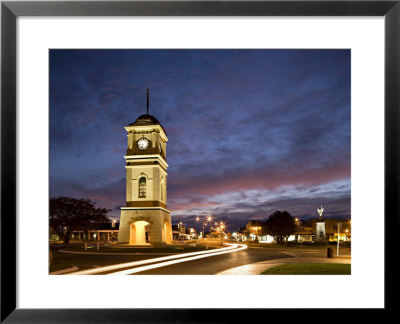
1 0 399 322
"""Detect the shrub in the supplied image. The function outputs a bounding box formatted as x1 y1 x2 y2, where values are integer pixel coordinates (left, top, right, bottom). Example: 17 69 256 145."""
300 241 327 246
340 241 351 248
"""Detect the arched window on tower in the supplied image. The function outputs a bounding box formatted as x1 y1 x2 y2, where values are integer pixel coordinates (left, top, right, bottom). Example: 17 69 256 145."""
139 177 146 198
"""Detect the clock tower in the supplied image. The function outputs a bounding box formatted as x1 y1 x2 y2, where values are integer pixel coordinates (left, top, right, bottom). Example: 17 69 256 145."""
118 90 172 245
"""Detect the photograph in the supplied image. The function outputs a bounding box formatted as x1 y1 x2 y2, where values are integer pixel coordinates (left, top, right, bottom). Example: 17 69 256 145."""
49 49 351 275
2 0 396 319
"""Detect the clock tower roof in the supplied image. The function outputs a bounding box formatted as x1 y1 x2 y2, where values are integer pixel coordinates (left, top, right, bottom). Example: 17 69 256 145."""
130 113 160 126
129 114 167 135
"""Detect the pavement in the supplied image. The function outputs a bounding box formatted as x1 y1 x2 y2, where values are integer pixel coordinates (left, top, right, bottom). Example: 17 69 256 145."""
216 256 351 275
50 266 79 275
50 243 351 275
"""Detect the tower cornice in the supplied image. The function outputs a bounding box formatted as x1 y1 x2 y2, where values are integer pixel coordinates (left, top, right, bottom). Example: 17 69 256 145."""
124 155 168 169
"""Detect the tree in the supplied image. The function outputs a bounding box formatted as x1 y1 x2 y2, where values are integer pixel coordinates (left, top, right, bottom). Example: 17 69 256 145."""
50 197 110 244
265 210 297 245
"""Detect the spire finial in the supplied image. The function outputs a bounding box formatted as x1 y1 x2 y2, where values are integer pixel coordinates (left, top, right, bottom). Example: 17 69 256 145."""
146 88 149 115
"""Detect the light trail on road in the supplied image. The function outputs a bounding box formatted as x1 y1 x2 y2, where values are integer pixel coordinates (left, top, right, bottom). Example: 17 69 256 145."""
108 244 248 275
69 243 246 275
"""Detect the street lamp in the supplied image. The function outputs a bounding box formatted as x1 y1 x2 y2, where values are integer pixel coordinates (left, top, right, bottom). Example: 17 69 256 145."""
219 223 226 246
207 216 213 235
196 216 213 240
337 222 342 256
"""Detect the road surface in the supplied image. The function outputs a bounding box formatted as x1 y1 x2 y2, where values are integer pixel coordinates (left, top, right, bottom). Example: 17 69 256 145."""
51 244 351 275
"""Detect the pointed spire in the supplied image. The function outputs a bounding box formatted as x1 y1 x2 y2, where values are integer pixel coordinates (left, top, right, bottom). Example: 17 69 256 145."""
146 88 149 115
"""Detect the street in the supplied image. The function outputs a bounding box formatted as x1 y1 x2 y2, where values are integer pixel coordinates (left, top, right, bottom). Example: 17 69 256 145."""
51 244 350 275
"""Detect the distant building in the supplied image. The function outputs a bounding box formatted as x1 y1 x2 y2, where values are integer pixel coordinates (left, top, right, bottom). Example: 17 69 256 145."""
178 223 186 234
311 218 351 242
50 222 120 243
243 217 351 243
186 227 197 239
246 220 266 235
171 223 192 240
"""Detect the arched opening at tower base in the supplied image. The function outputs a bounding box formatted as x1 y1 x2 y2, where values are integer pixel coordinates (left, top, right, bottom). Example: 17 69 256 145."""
129 221 151 245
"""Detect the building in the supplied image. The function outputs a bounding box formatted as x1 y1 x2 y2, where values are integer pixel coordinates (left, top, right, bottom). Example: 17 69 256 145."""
49 221 120 243
178 222 186 234
118 90 173 245
171 223 197 240
243 217 351 243
187 227 197 239
311 218 351 242
246 220 266 236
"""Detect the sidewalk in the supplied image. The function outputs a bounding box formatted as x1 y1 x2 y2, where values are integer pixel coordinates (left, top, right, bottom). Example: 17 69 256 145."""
216 256 351 275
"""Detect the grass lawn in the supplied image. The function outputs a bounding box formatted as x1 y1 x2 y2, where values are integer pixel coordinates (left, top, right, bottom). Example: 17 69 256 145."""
247 243 328 249
52 244 216 254
261 263 351 275
247 243 350 250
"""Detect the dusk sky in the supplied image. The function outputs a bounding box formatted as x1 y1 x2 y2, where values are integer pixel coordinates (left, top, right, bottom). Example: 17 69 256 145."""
50 49 350 231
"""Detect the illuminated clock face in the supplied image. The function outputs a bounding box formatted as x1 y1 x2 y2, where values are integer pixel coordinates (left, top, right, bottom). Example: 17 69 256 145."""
137 138 150 151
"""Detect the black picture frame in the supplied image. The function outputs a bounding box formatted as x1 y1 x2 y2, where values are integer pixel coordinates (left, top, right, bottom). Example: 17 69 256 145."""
1 0 398 322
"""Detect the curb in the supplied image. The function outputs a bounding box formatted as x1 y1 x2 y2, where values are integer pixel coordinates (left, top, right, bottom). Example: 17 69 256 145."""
50 266 79 275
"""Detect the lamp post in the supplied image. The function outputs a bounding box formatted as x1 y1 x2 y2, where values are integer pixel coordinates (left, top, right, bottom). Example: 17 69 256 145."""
207 216 213 236
337 222 342 256
220 223 226 246
196 217 204 239
196 215 213 240
294 218 300 243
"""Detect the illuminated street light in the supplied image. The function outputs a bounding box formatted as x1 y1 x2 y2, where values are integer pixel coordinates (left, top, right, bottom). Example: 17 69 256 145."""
337 222 342 256
219 223 226 246
207 216 213 234
196 215 213 240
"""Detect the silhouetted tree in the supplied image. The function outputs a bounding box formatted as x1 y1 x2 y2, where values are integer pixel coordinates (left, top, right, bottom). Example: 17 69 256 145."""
266 211 297 244
50 197 110 244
